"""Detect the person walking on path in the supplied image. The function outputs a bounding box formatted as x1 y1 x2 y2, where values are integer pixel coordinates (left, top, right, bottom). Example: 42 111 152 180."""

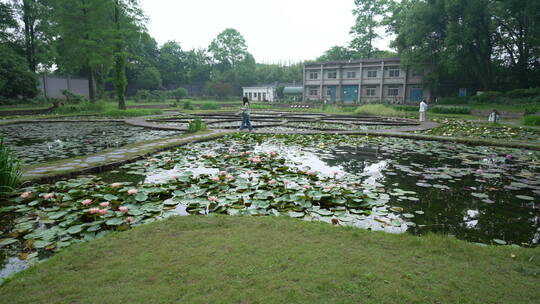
239 96 253 132
419 98 428 122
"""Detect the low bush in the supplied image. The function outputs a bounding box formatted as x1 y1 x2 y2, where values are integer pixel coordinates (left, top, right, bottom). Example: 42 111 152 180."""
522 115 540 126
505 87 540 99
183 101 194 110
524 104 540 115
61 90 87 104
250 103 273 110
200 102 220 110
470 91 505 103
52 101 107 114
0 137 21 198
187 117 207 133
101 108 162 117
392 105 418 112
436 96 470 105
430 106 471 115
354 104 398 116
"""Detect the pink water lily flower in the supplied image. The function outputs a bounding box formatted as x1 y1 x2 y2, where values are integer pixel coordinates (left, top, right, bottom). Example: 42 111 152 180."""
306 170 315 176
475 169 483 174
324 184 336 191
126 217 134 223
150 158 158 163
331 170 340 176
99 201 110 208
269 151 277 157
225 174 233 181
228 148 236 153
211 176 220 182
111 182 123 189
505 154 513 160
268 179 277 185
20 191 31 199
208 196 218 202
128 189 138 195
98 209 108 215
247 170 253 175
283 180 290 186
82 199 92 206
303 184 311 190
119 206 129 213
44 192 55 200
88 208 99 214
220 171 227 176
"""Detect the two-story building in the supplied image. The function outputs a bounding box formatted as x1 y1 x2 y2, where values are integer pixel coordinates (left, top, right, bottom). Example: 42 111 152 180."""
303 58 430 103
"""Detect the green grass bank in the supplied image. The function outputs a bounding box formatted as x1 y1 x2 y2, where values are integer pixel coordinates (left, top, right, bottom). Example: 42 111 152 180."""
1 216 538 304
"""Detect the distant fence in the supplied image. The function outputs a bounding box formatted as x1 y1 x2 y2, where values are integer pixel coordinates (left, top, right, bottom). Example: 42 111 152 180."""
39 75 90 98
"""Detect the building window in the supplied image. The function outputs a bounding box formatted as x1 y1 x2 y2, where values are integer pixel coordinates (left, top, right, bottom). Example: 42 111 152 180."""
367 70 377 78
346 71 356 78
248 92 252 99
309 88 318 96
327 72 337 79
389 69 400 77
309 72 318 80
366 86 377 96
388 86 399 96
263 93 266 101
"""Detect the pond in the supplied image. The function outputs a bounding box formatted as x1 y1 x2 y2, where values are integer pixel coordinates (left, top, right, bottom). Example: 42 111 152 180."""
0 122 183 165
1 133 539 281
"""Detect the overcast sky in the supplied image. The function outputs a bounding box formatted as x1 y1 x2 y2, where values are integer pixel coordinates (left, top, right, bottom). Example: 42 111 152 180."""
139 0 391 64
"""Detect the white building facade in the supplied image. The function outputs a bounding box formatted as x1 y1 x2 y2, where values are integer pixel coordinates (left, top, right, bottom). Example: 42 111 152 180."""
303 58 430 104
242 85 276 102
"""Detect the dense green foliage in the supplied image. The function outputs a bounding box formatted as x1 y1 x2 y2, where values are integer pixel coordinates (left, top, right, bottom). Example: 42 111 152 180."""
199 101 220 110
0 137 21 198
187 117 207 132
0 46 39 100
430 106 470 115
523 115 540 126
171 87 187 102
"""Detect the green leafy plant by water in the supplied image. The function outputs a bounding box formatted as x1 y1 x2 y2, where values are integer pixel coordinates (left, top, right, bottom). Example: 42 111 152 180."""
0 137 21 198
187 117 207 133
523 115 540 126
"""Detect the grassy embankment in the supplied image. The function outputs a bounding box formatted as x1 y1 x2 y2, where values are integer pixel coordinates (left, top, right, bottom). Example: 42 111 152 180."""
1 216 539 304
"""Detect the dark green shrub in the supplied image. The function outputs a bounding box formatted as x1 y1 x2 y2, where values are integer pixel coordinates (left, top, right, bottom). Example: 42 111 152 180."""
136 89 151 101
61 90 87 104
524 105 540 115
522 115 540 126
171 88 188 102
470 91 505 103
436 96 470 105
200 102 220 110
392 105 418 112
188 117 207 133
505 87 540 99
183 101 194 110
430 106 470 115
0 137 21 198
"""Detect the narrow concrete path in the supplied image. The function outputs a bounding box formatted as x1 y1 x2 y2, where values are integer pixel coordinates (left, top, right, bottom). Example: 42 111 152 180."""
22 130 233 183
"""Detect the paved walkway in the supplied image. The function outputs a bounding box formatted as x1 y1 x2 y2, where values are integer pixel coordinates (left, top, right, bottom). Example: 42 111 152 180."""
22 130 232 183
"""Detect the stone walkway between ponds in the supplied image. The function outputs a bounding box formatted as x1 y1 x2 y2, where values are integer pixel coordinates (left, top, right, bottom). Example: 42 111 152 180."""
22 130 233 184
14 114 540 184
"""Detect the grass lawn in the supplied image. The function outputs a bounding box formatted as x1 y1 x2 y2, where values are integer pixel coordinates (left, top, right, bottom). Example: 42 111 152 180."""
1 216 538 304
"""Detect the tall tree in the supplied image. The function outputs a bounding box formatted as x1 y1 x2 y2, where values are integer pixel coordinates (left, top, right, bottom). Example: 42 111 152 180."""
317 46 359 61
349 0 390 58
0 2 18 43
52 0 114 101
208 28 249 68
11 0 55 72
157 41 187 88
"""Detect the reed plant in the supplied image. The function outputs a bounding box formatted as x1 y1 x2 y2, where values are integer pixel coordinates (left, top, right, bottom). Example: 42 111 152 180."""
0 137 21 198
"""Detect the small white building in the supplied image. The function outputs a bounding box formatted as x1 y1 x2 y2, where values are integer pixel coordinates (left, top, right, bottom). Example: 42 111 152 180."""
242 85 276 102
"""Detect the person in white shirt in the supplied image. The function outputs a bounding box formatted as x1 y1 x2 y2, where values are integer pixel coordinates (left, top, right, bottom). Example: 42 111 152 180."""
419 98 428 122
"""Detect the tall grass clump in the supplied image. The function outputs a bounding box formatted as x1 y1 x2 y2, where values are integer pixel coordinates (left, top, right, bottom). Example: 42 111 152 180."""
0 138 21 198
200 102 220 110
187 117 207 133
354 104 399 116
101 108 162 117
250 103 273 110
523 115 540 126
52 101 107 115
